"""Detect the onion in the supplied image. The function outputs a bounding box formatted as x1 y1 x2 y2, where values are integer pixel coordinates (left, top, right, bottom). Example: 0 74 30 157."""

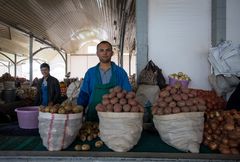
209 142 218 150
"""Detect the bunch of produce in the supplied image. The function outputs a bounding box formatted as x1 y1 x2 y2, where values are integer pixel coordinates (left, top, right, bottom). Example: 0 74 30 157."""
39 103 83 114
196 89 226 111
203 110 240 154
75 122 103 151
0 73 15 82
16 87 37 100
169 72 191 81
96 86 144 113
152 83 206 115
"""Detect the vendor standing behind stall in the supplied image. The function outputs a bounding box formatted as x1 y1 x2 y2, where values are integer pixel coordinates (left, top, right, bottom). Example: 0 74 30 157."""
35 63 61 106
77 41 132 121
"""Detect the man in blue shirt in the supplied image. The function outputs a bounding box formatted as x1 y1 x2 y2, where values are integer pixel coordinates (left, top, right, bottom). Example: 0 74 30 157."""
77 41 132 121
35 63 61 106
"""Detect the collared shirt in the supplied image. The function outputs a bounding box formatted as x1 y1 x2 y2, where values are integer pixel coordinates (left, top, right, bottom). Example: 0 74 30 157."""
77 62 132 107
99 67 112 84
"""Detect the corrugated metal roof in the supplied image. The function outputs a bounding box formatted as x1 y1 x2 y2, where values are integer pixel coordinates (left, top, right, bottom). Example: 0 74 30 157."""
0 0 135 54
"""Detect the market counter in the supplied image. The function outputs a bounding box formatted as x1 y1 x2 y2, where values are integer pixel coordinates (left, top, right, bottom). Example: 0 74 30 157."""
0 122 240 162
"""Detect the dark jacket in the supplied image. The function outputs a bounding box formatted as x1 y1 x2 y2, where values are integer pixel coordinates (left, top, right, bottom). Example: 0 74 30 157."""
35 75 61 106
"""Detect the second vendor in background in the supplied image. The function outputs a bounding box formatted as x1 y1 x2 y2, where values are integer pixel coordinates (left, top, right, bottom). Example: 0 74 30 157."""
77 41 132 121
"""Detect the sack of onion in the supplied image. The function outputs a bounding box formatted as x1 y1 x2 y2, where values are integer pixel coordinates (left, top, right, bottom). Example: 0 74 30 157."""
38 103 83 151
96 86 144 152
152 83 205 153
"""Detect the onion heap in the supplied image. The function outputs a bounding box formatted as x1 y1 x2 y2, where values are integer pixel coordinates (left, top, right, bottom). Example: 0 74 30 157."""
152 82 207 115
196 90 226 112
95 86 144 113
39 103 83 114
78 122 99 142
203 109 240 154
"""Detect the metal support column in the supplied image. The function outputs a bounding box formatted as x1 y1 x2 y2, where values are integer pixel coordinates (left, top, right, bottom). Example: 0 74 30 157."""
65 53 68 75
136 0 148 79
29 35 33 82
8 62 10 73
212 0 226 46
129 52 132 76
14 54 17 77
119 12 127 68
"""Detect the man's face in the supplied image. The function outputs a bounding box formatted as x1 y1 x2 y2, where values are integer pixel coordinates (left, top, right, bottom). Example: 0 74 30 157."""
97 43 113 63
41 67 49 78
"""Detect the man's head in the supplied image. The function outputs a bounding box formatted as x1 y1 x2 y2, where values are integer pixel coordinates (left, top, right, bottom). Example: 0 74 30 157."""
96 41 113 64
40 63 50 78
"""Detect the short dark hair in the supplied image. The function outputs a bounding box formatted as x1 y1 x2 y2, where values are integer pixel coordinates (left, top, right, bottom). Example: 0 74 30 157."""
40 63 50 70
97 41 112 51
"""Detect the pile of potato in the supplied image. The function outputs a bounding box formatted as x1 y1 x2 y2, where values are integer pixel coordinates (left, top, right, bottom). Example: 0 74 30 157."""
39 103 83 114
96 86 144 113
196 89 226 112
203 110 240 154
152 83 207 115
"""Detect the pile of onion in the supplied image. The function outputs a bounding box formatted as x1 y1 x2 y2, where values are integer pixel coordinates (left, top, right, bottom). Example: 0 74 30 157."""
203 109 240 154
196 90 226 112
96 86 144 113
152 82 207 115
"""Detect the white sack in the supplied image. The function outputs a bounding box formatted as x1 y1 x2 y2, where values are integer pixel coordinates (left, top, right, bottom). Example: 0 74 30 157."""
38 112 82 151
153 112 204 153
98 112 143 152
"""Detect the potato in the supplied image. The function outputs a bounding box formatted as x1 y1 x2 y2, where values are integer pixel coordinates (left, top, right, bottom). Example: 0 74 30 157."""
157 108 164 115
191 90 197 97
128 99 137 106
181 88 190 94
113 86 122 93
138 105 145 113
102 99 110 105
117 92 125 99
152 106 158 115
169 101 177 108
177 101 186 107
164 96 173 103
131 106 139 112
198 98 206 106
44 106 51 112
172 94 181 101
106 104 113 112
96 103 105 112
119 98 127 105
186 100 193 106
164 107 172 114
81 144 90 151
64 104 72 112
172 107 181 114
126 92 136 99
49 107 58 113
95 140 104 148
110 97 119 105
58 107 66 114
74 144 82 151
190 105 198 112
157 97 164 103
188 93 194 98
180 93 188 101
181 106 190 112
197 105 206 112
123 104 131 112
80 134 86 142
108 92 116 98
72 106 82 113
158 101 167 108
159 91 170 98
170 88 177 95
102 94 109 99
113 103 122 112
87 135 93 141
165 86 172 91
